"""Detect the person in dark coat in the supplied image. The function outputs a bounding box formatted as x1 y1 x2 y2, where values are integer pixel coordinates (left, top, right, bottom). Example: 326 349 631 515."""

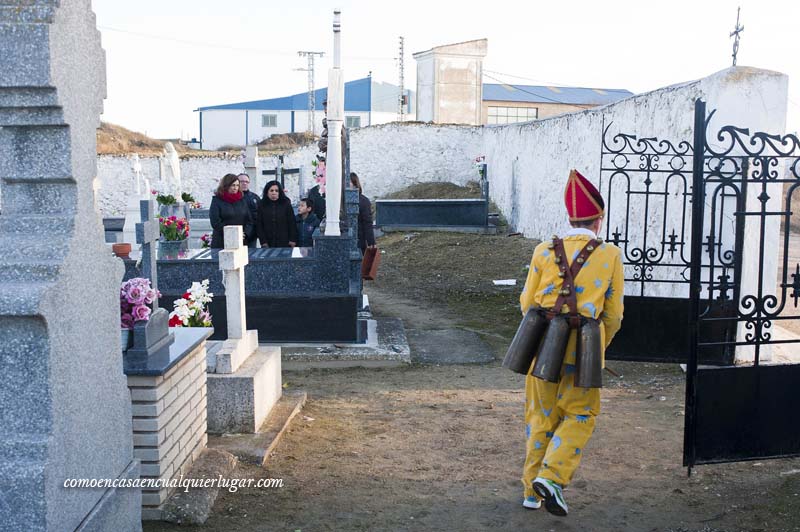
209 173 252 249
350 172 376 254
295 197 321 247
257 180 298 248
307 183 326 222
237 173 260 248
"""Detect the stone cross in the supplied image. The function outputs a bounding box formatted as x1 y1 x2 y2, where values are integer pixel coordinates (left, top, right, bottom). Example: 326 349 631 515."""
136 198 160 308
219 225 249 339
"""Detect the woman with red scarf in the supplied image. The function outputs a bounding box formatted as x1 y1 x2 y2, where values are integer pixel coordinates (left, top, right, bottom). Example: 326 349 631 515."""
209 173 253 249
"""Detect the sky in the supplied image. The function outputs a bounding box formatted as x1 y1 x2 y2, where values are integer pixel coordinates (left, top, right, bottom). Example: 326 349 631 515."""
92 0 800 140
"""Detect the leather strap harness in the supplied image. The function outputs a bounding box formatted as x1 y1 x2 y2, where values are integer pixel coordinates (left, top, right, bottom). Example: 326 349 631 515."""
545 237 601 329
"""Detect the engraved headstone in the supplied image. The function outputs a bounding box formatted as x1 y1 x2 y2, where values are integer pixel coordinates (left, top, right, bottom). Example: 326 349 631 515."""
0 1 142 529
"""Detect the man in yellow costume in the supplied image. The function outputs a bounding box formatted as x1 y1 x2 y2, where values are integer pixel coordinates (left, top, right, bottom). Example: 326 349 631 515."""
519 169 624 516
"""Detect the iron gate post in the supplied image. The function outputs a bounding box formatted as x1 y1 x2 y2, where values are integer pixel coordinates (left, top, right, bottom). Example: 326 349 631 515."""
684 98 708 474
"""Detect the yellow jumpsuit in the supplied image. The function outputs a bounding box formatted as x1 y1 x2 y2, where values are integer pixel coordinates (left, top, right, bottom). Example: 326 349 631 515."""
519 233 624 497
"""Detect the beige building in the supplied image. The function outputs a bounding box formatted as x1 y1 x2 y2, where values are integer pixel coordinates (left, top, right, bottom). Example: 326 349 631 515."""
414 38 633 126
413 39 488 125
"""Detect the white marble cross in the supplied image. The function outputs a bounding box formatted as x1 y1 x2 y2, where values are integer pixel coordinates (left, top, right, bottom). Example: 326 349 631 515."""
136 198 160 308
219 225 249 340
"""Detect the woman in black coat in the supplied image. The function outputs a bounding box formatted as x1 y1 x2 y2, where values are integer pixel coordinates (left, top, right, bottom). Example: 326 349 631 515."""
350 172 376 254
209 173 253 249
257 180 298 248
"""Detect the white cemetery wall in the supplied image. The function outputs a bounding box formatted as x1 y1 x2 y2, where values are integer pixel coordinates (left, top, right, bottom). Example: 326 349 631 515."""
95 68 789 297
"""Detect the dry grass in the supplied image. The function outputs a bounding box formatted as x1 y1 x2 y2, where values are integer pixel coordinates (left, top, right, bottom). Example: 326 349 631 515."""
382 181 483 200
96 122 193 156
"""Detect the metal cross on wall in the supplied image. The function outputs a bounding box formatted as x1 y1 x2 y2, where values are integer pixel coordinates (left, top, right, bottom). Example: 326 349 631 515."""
135 198 160 309
730 7 744 66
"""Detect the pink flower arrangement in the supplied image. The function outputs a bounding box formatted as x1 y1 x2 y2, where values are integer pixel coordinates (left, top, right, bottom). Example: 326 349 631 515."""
120 277 160 330
315 160 327 194
200 233 211 248
159 215 189 241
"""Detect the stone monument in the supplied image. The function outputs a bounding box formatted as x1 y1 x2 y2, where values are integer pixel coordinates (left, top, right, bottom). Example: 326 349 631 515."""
122 153 150 246
0 1 141 530
206 226 282 433
159 141 182 199
324 9 344 236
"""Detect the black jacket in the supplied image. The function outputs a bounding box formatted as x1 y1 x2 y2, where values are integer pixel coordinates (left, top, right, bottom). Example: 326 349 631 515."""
242 190 260 243
295 212 320 247
257 199 298 247
209 195 253 249
358 193 376 252
307 185 326 221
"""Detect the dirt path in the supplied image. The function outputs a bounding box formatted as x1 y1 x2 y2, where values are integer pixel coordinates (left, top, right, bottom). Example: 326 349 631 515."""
144 232 800 532
146 361 799 532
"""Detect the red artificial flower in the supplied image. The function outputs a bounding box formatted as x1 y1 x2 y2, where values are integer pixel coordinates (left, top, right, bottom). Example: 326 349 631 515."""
168 314 183 327
182 291 191 300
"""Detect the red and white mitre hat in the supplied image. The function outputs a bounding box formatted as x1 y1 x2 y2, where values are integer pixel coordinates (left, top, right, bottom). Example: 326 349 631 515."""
564 169 605 222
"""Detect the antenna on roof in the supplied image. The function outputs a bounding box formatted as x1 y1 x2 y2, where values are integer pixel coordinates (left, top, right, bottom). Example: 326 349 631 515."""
297 51 325 134
730 7 744 67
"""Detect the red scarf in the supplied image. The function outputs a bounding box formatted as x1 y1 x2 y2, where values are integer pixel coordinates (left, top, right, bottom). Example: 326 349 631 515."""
220 191 242 203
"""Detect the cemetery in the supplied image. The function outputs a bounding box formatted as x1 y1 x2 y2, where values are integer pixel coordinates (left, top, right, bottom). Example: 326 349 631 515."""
1 1 799 531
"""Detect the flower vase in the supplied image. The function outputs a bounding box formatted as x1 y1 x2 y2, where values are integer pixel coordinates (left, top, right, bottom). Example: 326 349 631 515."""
121 329 132 352
158 239 189 259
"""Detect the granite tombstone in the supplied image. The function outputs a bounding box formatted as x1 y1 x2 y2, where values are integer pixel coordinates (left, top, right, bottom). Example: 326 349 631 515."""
0 1 141 530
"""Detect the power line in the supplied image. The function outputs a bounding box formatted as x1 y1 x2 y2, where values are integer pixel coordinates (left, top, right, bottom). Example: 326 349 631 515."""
98 25 395 61
483 69 570 88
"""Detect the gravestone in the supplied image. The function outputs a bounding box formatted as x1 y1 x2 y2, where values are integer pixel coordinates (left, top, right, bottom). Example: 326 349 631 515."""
0 1 141 530
214 226 258 373
206 225 281 433
122 154 149 246
129 198 174 356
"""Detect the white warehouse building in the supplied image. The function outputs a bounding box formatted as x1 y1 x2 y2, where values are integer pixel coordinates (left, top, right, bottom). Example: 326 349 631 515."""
195 77 415 150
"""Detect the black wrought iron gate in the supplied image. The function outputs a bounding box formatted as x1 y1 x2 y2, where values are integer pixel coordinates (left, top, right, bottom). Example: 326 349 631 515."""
599 114 736 364
684 99 800 470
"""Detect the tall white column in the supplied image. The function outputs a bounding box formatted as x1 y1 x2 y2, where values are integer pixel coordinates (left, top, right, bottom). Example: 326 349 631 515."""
325 9 344 236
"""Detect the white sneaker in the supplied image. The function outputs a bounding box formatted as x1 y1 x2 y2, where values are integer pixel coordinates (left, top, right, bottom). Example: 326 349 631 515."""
533 477 568 516
522 496 541 510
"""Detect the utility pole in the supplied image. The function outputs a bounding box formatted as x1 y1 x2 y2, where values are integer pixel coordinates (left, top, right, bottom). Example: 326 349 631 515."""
297 51 325 134
398 36 405 122
730 7 744 67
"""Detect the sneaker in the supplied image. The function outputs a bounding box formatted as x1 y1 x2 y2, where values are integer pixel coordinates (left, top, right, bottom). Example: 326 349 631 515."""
522 496 541 510
533 477 568 516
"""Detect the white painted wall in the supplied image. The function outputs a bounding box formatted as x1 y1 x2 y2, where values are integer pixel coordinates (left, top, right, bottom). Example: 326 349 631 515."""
415 53 435 122
97 67 788 308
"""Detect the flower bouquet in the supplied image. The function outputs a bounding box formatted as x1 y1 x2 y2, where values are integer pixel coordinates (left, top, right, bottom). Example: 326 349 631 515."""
159 216 189 241
315 160 327 194
120 277 160 329
474 155 486 179
182 192 202 209
152 189 177 206
168 280 214 327
200 233 211 248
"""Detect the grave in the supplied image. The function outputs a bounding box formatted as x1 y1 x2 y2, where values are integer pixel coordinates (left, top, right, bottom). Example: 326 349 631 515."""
375 163 495 233
0 1 141 529
123 188 365 343
205 226 282 434
121 198 214 520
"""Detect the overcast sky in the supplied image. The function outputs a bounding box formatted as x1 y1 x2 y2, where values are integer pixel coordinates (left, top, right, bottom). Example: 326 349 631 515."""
91 0 799 140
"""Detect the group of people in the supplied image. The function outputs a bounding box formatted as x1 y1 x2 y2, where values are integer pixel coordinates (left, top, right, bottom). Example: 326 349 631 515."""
208 172 375 253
